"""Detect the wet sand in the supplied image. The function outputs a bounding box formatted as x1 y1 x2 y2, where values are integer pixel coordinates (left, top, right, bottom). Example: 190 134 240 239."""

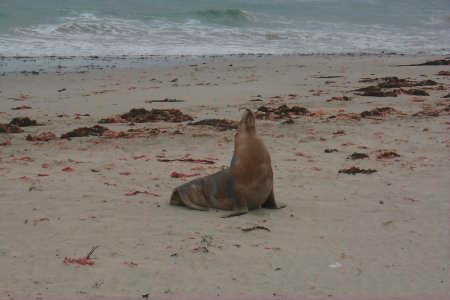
0 54 449 299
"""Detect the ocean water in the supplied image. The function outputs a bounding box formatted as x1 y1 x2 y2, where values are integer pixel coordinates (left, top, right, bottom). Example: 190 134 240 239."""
0 0 449 57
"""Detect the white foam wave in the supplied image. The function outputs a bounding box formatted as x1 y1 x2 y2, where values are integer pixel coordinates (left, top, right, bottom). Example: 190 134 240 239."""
0 13 449 57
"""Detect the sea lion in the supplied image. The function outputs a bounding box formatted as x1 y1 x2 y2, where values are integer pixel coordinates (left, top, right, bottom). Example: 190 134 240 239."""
170 109 285 217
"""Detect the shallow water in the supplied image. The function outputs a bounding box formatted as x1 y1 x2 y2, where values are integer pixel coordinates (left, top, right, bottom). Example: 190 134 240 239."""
0 0 449 56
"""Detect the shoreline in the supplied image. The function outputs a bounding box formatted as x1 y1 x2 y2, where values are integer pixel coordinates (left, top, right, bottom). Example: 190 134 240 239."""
1 52 448 75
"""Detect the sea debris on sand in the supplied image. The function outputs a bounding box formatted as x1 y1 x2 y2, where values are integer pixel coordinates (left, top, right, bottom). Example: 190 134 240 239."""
324 149 339 153
354 86 400 97
377 151 400 159
125 191 160 197
255 105 310 120
9 117 39 127
437 71 450 76
26 132 57 142
189 119 238 131
0 124 23 134
0 140 12 146
333 130 346 135
326 96 352 102
328 113 361 121
101 108 193 123
170 171 201 178
241 225 271 232
402 89 429 96
360 107 403 118
398 59 450 66
412 105 450 117
339 167 377 175
158 158 216 165
61 125 109 139
98 115 127 124
347 152 369 160
354 77 438 97
312 75 343 79
11 105 32 110
145 98 185 103
63 246 99 266
281 118 295 124
103 127 162 139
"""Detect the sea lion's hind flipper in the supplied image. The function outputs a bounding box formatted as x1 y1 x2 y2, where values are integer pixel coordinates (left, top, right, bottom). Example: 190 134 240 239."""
170 187 209 211
262 190 286 209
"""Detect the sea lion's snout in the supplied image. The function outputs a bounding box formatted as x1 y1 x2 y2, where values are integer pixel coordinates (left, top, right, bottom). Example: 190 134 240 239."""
238 109 256 134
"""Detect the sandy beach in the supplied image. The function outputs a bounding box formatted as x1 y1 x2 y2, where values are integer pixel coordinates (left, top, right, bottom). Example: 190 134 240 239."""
0 54 449 299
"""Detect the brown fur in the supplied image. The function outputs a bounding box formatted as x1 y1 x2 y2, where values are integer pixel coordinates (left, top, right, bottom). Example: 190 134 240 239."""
231 109 274 210
170 109 285 217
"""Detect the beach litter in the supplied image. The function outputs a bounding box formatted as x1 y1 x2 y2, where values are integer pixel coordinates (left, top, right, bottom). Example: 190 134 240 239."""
63 246 99 266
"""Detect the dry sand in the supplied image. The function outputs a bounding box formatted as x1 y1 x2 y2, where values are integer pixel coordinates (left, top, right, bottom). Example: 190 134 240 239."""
0 54 449 299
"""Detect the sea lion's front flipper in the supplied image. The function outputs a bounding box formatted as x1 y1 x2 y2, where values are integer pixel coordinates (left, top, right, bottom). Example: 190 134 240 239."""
262 190 286 209
221 207 248 218
221 178 249 218
221 195 248 218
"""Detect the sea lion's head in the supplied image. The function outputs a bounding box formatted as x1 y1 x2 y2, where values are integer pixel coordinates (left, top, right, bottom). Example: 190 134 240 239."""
238 108 256 135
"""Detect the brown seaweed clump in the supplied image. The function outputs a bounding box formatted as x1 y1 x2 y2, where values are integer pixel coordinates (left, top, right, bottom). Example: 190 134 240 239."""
360 107 402 118
377 151 400 159
255 105 310 120
354 77 438 97
102 127 162 138
347 152 369 160
326 96 352 102
99 108 193 124
402 89 429 96
339 167 377 175
437 71 450 76
189 119 238 131
405 59 450 66
327 113 361 121
355 86 401 97
26 132 57 142
0 124 23 134
412 105 450 117
61 125 109 139
9 117 39 127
